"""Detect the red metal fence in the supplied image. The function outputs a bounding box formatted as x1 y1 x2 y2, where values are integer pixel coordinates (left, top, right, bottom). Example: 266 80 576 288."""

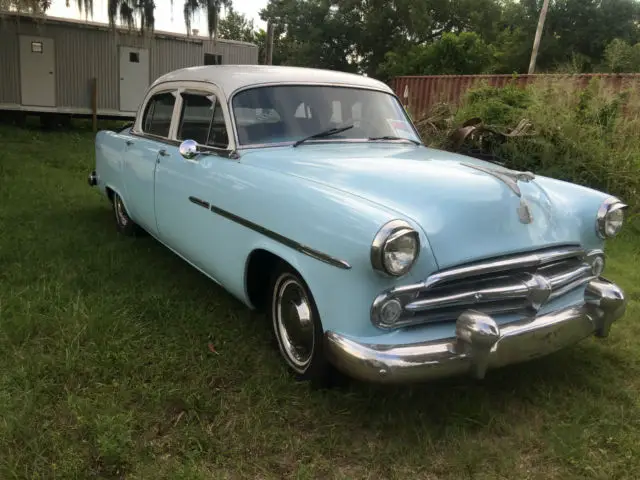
390 74 640 119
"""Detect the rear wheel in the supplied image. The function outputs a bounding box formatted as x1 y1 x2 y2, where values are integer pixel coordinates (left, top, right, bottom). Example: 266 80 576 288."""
112 191 141 236
269 265 334 386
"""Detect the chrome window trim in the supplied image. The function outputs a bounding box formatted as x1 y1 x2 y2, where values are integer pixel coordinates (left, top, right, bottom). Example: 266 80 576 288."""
132 80 237 155
134 88 179 140
175 89 216 146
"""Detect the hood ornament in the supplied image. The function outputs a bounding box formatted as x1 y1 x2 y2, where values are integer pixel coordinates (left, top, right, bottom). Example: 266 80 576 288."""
461 163 536 224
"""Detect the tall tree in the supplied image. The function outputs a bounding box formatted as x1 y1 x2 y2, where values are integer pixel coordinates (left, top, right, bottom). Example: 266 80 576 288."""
104 0 231 36
218 4 255 42
260 0 360 72
260 0 506 78
380 32 496 78
183 0 231 37
259 0 640 77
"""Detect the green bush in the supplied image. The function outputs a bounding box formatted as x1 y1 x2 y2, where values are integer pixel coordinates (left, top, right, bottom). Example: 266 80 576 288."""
457 82 532 125
421 79 640 221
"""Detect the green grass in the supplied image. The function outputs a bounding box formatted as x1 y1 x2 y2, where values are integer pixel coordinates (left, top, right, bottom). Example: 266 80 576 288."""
0 121 639 479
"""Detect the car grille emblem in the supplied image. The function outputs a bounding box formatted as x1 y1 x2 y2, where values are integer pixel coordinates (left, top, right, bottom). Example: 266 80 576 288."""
461 163 536 224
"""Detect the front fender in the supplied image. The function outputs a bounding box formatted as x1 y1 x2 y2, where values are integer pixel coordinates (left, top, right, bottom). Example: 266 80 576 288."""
533 175 616 251
223 164 439 338
243 238 416 338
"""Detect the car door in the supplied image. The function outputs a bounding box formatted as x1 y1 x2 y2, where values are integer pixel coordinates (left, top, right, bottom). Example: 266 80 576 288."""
123 89 178 236
153 85 233 277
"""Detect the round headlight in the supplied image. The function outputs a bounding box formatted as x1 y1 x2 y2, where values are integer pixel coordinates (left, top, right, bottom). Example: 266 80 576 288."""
371 220 420 277
596 198 627 239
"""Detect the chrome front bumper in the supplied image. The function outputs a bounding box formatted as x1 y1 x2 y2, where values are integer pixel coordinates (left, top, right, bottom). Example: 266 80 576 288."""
325 278 626 384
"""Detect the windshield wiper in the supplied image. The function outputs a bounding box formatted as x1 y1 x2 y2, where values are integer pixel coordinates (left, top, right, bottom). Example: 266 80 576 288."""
368 135 421 145
293 124 354 147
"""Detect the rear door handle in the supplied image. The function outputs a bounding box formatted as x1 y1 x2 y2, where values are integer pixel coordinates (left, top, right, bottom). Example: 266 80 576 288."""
125 140 134 146
158 149 169 157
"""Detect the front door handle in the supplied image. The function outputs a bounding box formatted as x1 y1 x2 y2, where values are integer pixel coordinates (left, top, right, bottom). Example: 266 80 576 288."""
125 140 134 146
158 149 169 157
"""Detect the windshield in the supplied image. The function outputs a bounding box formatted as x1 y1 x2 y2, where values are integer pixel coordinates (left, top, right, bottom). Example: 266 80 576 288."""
231 85 421 147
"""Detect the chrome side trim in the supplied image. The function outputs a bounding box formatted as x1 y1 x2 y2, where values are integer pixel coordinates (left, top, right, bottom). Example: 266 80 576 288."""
188 196 210 209
208 204 351 270
326 278 626 384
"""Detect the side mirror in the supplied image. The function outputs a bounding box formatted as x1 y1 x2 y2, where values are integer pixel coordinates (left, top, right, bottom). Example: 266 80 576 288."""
179 139 199 160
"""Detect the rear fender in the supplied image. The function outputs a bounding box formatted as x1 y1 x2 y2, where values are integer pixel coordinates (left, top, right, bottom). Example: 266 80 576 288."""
95 130 127 200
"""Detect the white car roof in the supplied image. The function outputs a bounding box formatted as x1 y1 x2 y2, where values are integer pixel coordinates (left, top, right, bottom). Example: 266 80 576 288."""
151 65 394 97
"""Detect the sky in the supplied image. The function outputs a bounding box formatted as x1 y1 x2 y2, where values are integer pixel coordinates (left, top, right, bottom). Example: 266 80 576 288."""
47 0 268 35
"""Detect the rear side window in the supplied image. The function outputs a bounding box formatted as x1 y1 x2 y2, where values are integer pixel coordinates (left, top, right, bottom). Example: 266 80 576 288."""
142 92 175 137
177 92 229 149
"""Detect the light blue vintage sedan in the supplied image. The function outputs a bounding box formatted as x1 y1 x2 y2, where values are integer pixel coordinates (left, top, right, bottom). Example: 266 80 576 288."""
89 65 628 385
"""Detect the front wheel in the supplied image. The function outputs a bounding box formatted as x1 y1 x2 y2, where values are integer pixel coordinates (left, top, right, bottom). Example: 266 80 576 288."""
269 266 333 385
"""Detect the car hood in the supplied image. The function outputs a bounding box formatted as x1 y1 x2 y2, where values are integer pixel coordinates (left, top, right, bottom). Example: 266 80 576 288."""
240 143 595 269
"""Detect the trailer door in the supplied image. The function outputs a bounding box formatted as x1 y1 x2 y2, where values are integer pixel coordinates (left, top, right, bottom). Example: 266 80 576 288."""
19 36 56 107
119 47 149 113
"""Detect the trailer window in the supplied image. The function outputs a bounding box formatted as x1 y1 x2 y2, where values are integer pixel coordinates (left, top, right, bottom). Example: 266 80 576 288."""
204 53 222 65
142 92 176 138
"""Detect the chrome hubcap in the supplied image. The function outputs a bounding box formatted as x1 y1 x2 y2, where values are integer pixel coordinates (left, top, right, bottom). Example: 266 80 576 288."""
273 275 315 372
114 195 129 226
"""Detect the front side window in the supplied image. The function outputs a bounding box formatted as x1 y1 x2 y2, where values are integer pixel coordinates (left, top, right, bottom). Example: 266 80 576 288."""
232 85 420 146
177 92 229 149
142 92 176 138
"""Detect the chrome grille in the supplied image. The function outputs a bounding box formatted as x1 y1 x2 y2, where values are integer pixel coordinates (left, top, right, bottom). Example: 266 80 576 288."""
371 245 603 329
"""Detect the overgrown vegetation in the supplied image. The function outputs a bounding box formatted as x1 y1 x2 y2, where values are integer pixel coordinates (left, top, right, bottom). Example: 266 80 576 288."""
415 80 640 221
